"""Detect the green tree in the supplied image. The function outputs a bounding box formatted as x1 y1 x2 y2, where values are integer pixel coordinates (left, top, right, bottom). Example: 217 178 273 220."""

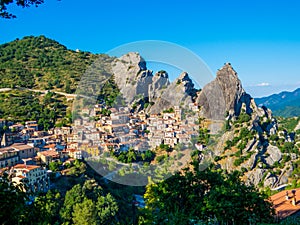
96 193 119 224
60 184 85 222
0 173 29 225
72 198 97 225
66 159 87 176
49 161 62 172
33 190 62 224
1 0 45 19
60 179 118 224
65 80 72 94
204 171 275 224
127 148 137 163
282 141 295 153
142 166 274 224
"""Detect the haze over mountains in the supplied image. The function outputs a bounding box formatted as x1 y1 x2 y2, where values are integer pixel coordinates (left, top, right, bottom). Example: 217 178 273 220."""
256 88 300 117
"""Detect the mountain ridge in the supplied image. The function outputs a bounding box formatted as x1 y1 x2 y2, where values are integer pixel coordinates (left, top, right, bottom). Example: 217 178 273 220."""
255 88 300 117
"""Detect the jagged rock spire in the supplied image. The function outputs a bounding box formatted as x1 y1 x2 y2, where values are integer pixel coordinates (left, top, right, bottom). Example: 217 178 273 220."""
197 63 254 120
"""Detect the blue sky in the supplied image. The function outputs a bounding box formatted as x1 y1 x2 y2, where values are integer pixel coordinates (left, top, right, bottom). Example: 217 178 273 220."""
1 0 300 97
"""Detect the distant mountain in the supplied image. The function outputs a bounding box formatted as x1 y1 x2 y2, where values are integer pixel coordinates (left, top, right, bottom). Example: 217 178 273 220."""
255 88 300 117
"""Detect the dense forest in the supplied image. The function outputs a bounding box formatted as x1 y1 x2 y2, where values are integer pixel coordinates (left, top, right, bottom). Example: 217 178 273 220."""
0 90 71 130
0 35 109 92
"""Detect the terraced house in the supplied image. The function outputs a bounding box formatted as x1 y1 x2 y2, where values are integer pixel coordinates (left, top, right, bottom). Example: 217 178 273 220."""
0 147 19 168
11 164 50 193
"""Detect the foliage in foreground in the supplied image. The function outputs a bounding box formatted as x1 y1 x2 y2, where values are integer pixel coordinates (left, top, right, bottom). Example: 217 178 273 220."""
0 175 118 225
140 164 275 225
3 161 300 225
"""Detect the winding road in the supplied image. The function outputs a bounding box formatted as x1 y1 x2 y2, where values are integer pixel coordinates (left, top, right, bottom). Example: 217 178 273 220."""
0 87 77 99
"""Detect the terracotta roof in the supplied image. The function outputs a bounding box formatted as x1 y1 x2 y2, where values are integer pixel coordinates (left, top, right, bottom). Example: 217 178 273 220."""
0 147 17 153
103 143 118 146
270 188 300 219
11 143 33 151
67 149 81 153
14 164 40 171
27 123 38 127
64 158 76 163
110 108 118 113
43 144 56 149
38 150 59 157
12 123 23 126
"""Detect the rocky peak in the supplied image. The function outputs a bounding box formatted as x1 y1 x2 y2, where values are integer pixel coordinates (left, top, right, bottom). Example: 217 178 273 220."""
215 63 245 112
178 72 191 81
197 63 253 120
118 52 146 71
155 70 169 79
148 71 170 103
175 72 196 96
148 72 196 113
216 62 238 79
112 53 197 113
111 52 151 104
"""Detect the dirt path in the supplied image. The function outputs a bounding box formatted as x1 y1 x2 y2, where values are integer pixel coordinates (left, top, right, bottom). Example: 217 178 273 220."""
0 88 12 92
0 87 77 98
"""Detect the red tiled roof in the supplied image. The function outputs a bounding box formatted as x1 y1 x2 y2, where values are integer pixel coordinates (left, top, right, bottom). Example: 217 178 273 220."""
43 144 56 149
14 164 40 171
270 188 300 219
38 150 59 157
11 143 33 151
27 124 38 127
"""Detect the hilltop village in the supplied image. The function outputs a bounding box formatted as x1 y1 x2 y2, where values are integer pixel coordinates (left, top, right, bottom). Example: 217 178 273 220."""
0 102 200 194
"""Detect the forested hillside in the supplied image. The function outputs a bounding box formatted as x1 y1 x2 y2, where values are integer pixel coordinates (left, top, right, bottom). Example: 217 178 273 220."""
255 88 300 117
0 35 108 92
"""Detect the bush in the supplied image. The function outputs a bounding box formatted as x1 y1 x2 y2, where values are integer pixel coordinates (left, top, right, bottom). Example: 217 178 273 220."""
237 113 251 123
156 154 167 163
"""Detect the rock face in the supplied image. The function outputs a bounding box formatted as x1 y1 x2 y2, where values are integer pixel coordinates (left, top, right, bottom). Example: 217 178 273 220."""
265 145 282 166
197 63 298 189
246 168 266 187
148 72 197 113
264 173 278 187
197 63 252 120
278 163 294 186
295 120 300 132
109 53 298 190
111 52 153 104
148 71 170 103
112 52 197 112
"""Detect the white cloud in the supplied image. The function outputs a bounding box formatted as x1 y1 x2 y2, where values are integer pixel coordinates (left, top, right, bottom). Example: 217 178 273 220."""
256 82 270 87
